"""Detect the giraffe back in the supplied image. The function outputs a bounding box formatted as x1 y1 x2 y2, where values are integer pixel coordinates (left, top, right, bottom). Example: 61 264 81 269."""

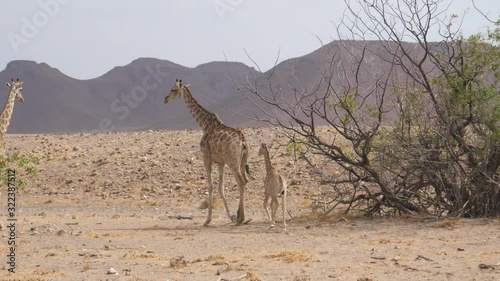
200 124 248 169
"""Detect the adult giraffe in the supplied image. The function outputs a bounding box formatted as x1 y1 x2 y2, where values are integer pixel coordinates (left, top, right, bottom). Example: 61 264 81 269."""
0 78 24 156
164 80 250 226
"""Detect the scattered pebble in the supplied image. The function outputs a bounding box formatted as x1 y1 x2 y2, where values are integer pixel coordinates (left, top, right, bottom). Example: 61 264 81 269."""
107 267 118 275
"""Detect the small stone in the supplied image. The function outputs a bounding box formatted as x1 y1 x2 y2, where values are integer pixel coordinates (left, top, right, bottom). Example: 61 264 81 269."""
107 267 118 275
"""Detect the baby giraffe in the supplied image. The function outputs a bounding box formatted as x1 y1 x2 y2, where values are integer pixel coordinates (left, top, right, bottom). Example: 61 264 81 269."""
258 143 288 228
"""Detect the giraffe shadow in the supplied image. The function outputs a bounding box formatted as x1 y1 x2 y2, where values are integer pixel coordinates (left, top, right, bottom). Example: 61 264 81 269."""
101 219 288 234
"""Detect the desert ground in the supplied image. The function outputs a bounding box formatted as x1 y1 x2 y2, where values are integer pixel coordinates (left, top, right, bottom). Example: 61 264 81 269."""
0 128 499 281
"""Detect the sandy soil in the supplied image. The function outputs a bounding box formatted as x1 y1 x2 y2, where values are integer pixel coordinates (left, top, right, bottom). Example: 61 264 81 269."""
0 128 499 281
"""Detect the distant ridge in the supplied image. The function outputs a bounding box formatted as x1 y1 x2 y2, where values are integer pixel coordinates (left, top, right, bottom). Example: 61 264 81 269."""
0 41 421 134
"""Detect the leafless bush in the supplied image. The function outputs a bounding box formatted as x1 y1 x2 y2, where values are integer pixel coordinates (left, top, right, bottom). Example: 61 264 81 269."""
232 0 499 218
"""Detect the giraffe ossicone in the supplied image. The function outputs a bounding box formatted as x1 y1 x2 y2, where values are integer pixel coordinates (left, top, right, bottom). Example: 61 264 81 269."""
164 79 250 226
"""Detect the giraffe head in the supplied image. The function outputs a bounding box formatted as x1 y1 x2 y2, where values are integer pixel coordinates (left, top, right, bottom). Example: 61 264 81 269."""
164 79 190 103
258 143 268 156
6 78 24 103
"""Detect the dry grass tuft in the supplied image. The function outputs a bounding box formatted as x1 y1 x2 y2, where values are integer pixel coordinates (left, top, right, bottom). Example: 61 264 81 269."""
206 254 226 262
264 249 311 263
297 199 313 209
80 264 91 272
138 199 162 206
378 238 391 244
83 230 101 238
42 198 69 205
435 219 461 229
294 210 362 223
198 196 223 209
243 271 263 281
43 199 53 205
122 253 168 260
169 255 188 269
32 267 63 276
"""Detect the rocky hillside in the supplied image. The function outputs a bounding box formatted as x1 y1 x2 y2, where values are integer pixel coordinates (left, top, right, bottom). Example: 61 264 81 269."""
0 41 423 133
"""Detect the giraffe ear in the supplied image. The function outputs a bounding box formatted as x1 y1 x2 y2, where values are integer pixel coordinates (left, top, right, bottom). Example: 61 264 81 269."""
184 84 191 88
6 82 11 87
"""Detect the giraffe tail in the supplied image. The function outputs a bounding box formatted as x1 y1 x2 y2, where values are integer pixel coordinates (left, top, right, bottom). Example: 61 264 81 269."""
240 143 253 182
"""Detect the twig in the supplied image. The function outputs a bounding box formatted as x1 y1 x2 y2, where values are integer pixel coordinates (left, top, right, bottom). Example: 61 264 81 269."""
167 215 193 220
416 255 433 261
478 262 499 270
216 273 249 281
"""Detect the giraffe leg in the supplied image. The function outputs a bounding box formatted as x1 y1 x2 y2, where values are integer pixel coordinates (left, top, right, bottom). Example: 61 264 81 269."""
282 194 287 228
203 161 214 226
233 170 246 224
281 180 287 228
236 183 245 224
263 194 272 222
217 164 234 222
270 197 278 228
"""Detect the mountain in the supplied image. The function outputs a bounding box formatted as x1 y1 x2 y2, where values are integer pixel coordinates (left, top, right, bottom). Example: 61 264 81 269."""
0 58 261 133
0 41 420 134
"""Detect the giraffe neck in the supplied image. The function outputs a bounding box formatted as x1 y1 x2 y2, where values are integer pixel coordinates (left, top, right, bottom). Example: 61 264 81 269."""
183 87 223 132
0 89 17 135
262 146 274 172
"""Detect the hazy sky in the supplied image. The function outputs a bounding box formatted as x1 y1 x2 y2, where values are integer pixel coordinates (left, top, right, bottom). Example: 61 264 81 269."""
1 0 499 79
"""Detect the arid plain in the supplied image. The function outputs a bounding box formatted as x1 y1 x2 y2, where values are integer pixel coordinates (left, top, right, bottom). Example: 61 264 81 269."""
1 128 499 281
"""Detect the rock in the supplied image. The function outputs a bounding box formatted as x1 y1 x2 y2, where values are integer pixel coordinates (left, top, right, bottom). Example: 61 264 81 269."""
107 267 119 275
